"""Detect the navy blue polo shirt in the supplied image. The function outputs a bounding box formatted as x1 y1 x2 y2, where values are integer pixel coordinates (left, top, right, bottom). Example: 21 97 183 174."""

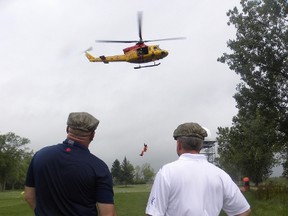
25 139 114 216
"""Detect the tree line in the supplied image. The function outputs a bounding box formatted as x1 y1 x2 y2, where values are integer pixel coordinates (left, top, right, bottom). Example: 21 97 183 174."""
0 132 155 191
111 157 155 186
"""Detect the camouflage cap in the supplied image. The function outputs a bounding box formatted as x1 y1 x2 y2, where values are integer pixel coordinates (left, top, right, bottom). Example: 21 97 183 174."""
67 112 99 132
173 122 208 140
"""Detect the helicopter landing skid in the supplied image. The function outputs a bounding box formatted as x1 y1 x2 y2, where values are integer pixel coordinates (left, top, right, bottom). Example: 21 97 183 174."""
134 62 161 69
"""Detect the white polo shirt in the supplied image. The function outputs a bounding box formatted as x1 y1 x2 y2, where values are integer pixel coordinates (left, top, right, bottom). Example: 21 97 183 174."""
146 153 250 216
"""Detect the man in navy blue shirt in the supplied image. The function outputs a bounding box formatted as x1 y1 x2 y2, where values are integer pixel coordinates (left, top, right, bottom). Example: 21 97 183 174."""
24 112 116 216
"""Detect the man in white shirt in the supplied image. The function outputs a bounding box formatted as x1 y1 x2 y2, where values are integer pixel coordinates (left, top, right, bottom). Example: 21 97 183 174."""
146 122 251 216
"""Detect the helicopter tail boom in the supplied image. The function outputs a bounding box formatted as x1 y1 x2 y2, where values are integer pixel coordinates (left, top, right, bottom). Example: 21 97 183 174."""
85 51 127 63
85 52 97 62
85 52 109 64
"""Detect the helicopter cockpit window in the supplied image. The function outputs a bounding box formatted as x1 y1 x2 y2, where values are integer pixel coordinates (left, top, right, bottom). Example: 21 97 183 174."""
137 48 143 55
138 47 149 55
142 47 148 54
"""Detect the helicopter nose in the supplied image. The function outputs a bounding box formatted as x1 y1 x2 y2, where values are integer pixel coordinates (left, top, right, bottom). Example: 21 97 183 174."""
161 50 169 57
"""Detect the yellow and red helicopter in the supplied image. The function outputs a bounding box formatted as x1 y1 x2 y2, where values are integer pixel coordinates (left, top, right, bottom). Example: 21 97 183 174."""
85 12 185 69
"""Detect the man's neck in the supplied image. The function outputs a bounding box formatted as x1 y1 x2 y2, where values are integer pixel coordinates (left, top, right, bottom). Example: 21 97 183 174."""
67 134 90 148
179 150 199 155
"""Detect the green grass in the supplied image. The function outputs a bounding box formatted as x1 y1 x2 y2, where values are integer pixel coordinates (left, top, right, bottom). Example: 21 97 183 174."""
219 190 288 216
1 184 287 216
114 184 150 216
0 190 32 216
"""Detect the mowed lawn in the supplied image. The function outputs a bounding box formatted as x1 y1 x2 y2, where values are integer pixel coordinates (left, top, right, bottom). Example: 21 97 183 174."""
0 190 32 216
114 184 151 216
0 185 150 216
0 184 287 216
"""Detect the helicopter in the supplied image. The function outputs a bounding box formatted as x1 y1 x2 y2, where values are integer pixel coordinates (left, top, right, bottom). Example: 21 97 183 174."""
85 12 185 69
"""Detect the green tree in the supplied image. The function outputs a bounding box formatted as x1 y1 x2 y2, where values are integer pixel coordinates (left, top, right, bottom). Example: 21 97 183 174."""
133 165 143 184
120 157 134 186
0 132 32 191
133 164 155 184
217 127 242 181
111 159 121 185
141 163 154 183
282 154 288 177
217 112 277 185
7 150 33 190
218 0 288 177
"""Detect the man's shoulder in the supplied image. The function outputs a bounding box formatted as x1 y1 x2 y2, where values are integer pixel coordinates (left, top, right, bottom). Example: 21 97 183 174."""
38 143 61 151
160 159 179 171
88 154 109 168
34 143 62 156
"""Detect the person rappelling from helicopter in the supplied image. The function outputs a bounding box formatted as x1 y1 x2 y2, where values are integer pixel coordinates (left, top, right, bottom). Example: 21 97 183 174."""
140 143 148 156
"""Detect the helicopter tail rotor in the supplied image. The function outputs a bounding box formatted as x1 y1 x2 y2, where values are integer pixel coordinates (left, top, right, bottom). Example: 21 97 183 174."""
85 46 93 52
81 46 93 54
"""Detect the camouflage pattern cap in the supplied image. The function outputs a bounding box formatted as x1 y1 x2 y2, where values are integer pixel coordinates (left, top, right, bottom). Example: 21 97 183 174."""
67 112 99 132
173 122 208 140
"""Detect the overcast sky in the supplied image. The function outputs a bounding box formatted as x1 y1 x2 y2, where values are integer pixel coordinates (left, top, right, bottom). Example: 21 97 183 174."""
2 0 281 176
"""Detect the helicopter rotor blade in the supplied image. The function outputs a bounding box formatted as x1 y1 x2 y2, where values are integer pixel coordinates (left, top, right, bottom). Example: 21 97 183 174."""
138 11 143 42
95 40 139 43
95 37 186 44
143 37 186 43
95 12 185 45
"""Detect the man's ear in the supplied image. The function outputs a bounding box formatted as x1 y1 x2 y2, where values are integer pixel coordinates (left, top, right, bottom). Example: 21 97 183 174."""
177 140 182 151
90 132 95 141
66 126 69 134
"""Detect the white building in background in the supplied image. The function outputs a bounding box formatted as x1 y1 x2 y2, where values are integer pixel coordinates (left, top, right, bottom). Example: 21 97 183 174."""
201 126 217 164
201 141 217 164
